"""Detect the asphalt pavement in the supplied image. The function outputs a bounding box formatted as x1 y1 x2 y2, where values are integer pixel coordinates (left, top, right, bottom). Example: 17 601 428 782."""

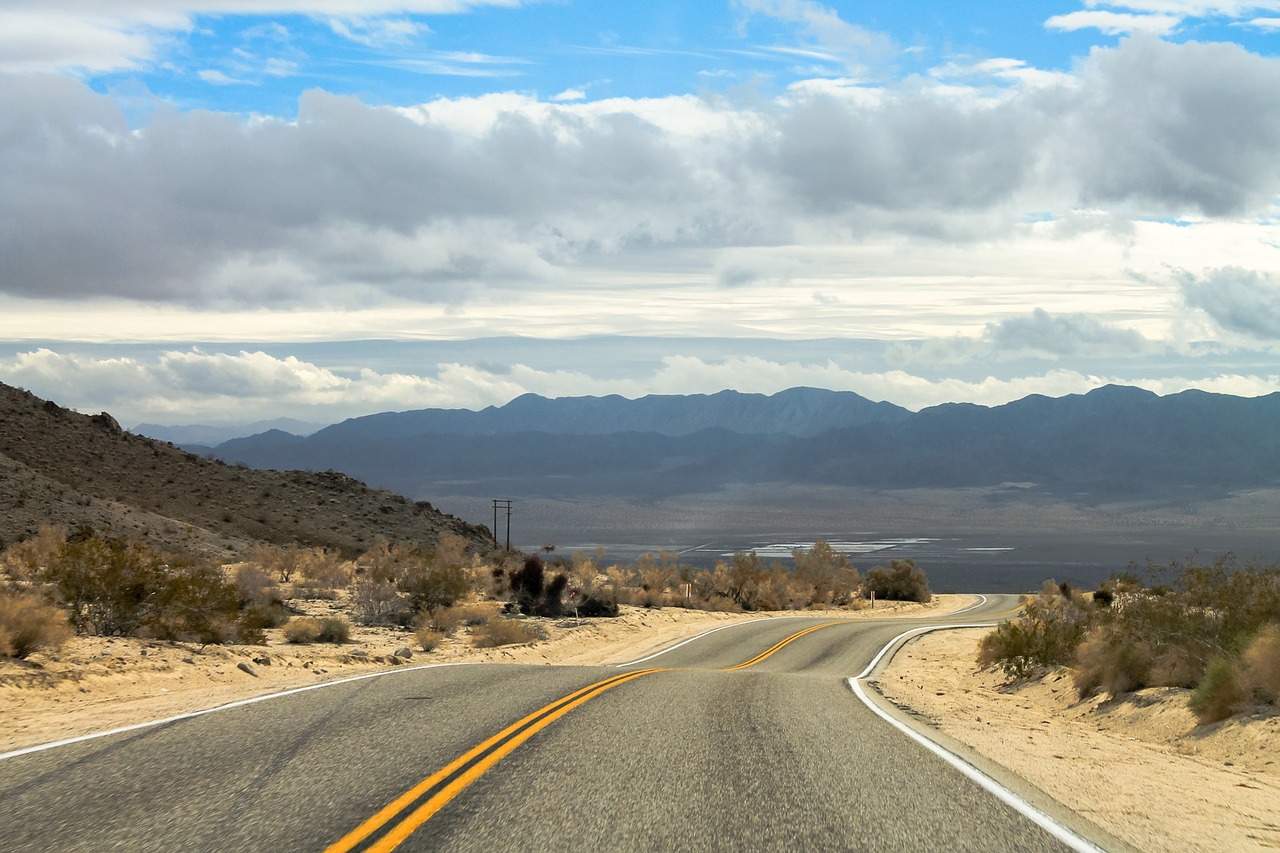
2 594 1090 852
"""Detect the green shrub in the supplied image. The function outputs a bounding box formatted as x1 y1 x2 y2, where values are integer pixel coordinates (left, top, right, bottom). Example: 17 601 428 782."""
316 617 350 644
0 591 72 658
30 531 240 642
978 581 1093 678
1190 657 1242 724
398 560 471 613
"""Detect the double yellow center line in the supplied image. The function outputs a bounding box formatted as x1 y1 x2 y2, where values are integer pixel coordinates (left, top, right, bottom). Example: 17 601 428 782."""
325 620 844 852
718 621 842 671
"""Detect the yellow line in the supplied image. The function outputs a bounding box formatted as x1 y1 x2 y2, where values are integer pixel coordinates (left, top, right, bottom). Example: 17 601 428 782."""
325 620 848 851
323 669 663 853
719 621 842 671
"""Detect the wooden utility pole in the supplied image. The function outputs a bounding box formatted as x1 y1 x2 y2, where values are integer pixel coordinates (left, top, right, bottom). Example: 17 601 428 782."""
491 498 513 550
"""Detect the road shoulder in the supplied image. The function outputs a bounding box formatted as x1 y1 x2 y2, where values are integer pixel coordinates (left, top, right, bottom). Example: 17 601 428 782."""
874 627 1280 853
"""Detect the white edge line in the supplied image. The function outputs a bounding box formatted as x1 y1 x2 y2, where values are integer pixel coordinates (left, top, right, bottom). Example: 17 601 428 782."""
946 593 989 617
0 661 469 762
848 625 1105 853
617 594 996 668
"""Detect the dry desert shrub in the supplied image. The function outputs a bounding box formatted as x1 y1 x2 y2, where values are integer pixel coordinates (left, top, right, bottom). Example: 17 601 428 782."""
1 524 67 586
415 628 444 652
234 561 276 606
0 590 72 658
1072 629 1155 696
351 577 406 626
980 581 1093 679
471 617 544 648
1239 623 1280 704
316 617 350 644
863 559 931 603
283 617 322 644
283 616 349 644
420 601 496 636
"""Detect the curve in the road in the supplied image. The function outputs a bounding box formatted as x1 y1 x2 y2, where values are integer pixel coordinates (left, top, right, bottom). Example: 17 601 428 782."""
325 619 852 852
848 624 1104 853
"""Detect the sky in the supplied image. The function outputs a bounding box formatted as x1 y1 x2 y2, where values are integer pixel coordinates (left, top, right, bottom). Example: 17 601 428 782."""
2 1 1279 428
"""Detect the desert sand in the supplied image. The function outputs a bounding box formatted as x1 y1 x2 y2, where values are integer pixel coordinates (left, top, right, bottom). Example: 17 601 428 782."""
875 628 1280 853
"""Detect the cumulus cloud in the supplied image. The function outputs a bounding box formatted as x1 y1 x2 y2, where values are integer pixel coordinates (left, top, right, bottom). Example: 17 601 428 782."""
985 309 1150 356
1049 36 1280 216
1180 266 1280 338
891 309 1152 364
2 37 1280 308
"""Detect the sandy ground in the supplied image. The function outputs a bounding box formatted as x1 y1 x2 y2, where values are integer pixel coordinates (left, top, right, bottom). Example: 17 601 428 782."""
1 595 955 755
875 628 1280 853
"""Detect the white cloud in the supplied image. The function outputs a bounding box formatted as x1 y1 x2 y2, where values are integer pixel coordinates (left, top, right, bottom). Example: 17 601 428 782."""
2 36 1280 332
0 12 161 74
8 344 1280 428
326 16 429 48
198 69 242 85
734 0 896 77
1180 266 1280 339
0 2 521 73
890 309 1153 365
1045 11 1181 35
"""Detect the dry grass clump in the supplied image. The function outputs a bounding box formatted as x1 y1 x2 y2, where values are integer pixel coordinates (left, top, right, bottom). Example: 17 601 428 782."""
283 617 322 644
282 616 350 644
415 628 445 652
0 590 72 658
425 601 496 635
471 617 545 648
1239 623 1280 701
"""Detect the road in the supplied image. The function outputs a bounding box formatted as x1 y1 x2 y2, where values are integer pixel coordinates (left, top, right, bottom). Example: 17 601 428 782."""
2 594 1088 851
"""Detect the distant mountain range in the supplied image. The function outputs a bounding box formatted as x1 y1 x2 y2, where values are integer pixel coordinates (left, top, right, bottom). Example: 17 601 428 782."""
133 417 325 446
200 385 1280 502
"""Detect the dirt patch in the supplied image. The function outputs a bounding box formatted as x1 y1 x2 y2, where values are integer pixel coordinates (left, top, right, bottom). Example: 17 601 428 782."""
875 628 1280 853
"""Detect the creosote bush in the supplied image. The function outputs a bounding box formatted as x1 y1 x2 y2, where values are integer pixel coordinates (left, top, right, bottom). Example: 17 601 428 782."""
978 582 1092 678
978 554 1280 723
316 617 350 644
862 559 931 603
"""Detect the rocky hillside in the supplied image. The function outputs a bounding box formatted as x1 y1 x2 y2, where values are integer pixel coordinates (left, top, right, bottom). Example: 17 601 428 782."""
0 383 494 559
